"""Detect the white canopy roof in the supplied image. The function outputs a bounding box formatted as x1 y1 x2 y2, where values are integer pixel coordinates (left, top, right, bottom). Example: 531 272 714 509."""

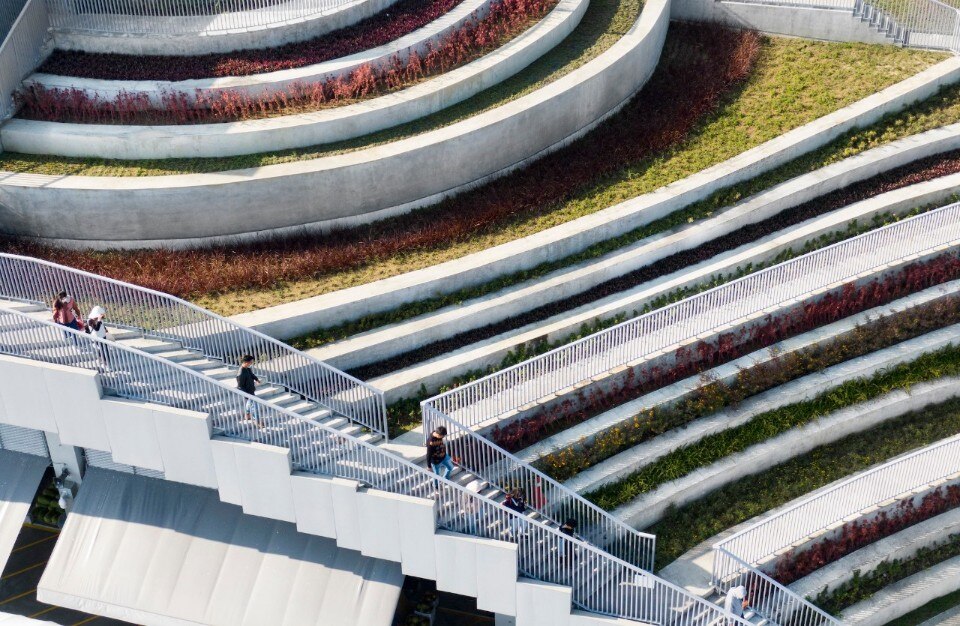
38 469 403 626
0 450 48 576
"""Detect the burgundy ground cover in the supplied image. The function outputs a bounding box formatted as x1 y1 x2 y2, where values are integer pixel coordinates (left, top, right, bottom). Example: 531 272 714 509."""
19 0 552 125
348 149 960 380
769 485 960 585
489 253 960 453
38 0 464 80
2 24 761 300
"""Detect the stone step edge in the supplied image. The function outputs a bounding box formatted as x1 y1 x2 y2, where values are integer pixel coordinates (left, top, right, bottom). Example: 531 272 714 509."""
308 122 960 372
610 369 960 530
554 279 960 494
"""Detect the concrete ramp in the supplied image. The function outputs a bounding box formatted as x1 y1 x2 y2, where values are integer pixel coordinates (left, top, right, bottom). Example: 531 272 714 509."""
0 451 48 576
38 469 403 626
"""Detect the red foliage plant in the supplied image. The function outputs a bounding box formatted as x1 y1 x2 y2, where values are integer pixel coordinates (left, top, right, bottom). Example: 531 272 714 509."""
2 24 762 301
490 253 960 452
39 0 465 81
770 484 960 585
18 0 554 125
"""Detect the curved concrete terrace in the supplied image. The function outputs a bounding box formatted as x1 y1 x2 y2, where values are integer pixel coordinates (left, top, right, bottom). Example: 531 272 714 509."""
0 0 673 247
49 0 402 55
30 0 496 105
3 0 585 159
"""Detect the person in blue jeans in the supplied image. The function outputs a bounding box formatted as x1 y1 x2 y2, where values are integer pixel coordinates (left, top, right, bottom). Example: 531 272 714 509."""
427 426 455 479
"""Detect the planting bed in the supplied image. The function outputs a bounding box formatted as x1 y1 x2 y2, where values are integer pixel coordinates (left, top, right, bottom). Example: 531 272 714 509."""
39 0 467 80
648 393 960 570
18 0 556 124
342 149 960 382
538 285 960 489
0 34 941 315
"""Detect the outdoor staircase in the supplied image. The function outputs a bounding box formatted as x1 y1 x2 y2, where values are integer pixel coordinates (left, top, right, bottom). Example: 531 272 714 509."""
853 0 909 46
0 296 577 552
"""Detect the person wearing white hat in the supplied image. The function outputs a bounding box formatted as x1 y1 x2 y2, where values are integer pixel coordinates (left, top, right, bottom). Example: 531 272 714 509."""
724 585 748 625
85 306 112 368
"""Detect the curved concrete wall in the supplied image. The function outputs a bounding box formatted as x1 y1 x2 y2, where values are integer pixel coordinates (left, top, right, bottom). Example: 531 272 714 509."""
0 0 672 246
4 0 585 159
30 0 495 105
49 0 401 55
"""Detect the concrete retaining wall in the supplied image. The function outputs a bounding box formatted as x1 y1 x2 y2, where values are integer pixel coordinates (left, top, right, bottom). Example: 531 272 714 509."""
0 0 673 246
612 371 960 529
49 0 401 55
0 352 636 626
6 0 584 158
671 0 891 45
227 60 960 342
31 0 495 106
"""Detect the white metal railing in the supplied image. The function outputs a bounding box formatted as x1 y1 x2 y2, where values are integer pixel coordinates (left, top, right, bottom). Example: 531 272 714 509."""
713 433 960 626
0 0 48 120
855 0 960 52
422 404 657 571
45 0 357 37
0 253 388 439
0 308 750 626
423 201 960 432
1 0 30 39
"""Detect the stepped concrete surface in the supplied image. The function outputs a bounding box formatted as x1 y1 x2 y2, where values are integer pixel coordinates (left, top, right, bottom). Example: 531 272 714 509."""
308 135 960 374
8 0 586 158
792 507 960 602
350 172 960 403
841 555 960 625
553 279 960 494
224 62 960 333
611 366 960 529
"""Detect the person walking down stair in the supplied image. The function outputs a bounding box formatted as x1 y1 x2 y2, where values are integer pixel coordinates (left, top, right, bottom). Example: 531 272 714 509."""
84 306 112 368
427 426 455 480
238 355 264 428
724 585 749 625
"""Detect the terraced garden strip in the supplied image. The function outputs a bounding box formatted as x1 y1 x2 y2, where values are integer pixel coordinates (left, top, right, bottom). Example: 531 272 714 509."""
344 151 960 381
18 0 556 124
773 486 960 586
584 335 960 511
648 394 960 570
811 533 960 614
38 0 466 80
0 0 643 178
2 36 944 318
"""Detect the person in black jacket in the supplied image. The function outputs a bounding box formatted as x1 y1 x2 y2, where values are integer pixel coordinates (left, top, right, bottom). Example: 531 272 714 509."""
426 426 455 479
504 488 527 537
238 355 263 428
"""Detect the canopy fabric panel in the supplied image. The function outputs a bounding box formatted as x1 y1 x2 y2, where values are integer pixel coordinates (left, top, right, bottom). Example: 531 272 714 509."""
38 469 403 626
0 450 48 575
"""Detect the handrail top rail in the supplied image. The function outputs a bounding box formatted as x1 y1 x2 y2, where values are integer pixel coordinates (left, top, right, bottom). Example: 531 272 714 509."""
421 400 657 543
422 201 959 408
0 252 381 397
714 431 960 551
0 307 746 625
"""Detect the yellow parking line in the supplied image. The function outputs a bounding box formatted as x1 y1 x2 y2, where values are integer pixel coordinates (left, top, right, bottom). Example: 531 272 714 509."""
72 616 99 625
22 523 58 533
1 560 47 581
0 589 36 606
29 606 59 619
13 534 57 553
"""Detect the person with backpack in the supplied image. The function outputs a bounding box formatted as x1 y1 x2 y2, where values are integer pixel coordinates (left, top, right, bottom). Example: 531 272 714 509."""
426 426 455 480
237 355 264 428
84 306 111 368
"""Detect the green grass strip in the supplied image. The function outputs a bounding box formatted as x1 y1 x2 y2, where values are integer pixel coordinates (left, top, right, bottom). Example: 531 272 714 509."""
813 534 960 615
649 387 960 570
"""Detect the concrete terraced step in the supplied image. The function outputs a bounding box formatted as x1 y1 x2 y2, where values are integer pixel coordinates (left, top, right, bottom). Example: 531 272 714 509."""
344 172 960 402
